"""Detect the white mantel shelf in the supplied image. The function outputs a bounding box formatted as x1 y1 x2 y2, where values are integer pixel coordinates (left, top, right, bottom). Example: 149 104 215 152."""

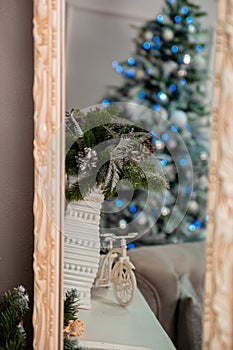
78 287 176 350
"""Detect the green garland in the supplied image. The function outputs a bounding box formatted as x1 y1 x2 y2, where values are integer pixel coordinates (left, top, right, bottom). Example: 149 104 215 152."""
65 105 168 201
0 286 29 350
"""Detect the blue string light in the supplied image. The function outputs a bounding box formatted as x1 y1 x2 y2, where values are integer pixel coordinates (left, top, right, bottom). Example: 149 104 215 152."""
142 42 151 50
180 78 186 85
181 7 189 15
186 17 194 24
160 159 168 166
156 15 164 23
169 84 177 92
171 45 178 53
161 133 169 141
125 70 134 78
194 221 201 228
157 91 168 102
153 104 160 111
112 61 118 68
170 125 178 132
127 57 136 66
127 243 135 250
115 65 124 74
115 199 123 208
138 91 146 99
153 36 160 43
195 45 203 52
129 205 137 213
150 129 156 137
174 15 181 23
185 186 191 194
102 99 110 107
179 158 187 166
167 0 175 3
188 224 196 231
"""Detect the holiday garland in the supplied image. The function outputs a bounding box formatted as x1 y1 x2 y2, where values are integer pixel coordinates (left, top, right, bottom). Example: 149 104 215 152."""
65 105 168 202
0 286 29 350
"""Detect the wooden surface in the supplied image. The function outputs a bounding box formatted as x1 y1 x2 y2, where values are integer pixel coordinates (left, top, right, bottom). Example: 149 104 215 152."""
78 288 176 350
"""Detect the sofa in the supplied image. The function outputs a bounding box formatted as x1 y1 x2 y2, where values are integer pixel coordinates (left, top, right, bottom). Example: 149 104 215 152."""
128 241 205 350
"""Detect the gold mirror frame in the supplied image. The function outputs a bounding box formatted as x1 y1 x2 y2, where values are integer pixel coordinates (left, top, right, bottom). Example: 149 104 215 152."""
33 0 233 349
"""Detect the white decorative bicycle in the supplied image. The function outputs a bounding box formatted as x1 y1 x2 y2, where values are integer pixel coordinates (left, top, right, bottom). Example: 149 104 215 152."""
94 232 138 307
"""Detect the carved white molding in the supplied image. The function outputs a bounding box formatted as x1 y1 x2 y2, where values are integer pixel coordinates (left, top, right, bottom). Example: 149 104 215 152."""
33 0 65 349
203 0 233 349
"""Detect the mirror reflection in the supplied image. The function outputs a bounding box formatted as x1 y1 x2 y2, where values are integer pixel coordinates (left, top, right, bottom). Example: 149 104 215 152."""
64 0 217 349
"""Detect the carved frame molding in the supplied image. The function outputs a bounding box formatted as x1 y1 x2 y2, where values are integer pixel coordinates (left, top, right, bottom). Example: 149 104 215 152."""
203 0 233 349
33 0 65 349
33 0 233 349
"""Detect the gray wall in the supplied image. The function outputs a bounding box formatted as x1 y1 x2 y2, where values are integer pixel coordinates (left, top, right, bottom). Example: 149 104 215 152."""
0 0 34 347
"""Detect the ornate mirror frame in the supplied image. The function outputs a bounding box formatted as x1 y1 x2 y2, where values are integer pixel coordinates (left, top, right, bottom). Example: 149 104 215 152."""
32 0 233 349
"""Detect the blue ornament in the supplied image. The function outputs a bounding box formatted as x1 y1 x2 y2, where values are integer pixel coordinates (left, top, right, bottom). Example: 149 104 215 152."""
169 84 177 92
186 17 194 24
115 65 123 74
127 57 136 66
188 224 196 231
115 199 123 207
195 45 203 52
127 243 135 250
138 91 146 99
129 205 137 213
102 99 110 107
150 129 156 137
160 159 168 166
125 70 134 78
171 45 178 53
174 15 181 23
153 36 160 43
194 221 201 228
181 7 189 15
142 42 151 50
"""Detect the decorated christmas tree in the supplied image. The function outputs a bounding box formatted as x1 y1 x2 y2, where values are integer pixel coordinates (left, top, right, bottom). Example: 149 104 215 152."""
100 0 211 244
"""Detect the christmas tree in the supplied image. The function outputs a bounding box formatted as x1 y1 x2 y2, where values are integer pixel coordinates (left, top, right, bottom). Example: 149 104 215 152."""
100 0 211 244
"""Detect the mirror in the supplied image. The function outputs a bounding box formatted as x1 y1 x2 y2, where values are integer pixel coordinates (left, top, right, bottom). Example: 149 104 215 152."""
32 0 233 349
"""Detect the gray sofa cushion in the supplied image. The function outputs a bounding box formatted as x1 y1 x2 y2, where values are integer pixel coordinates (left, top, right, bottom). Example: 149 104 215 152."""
128 241 205 346
176 274 203 350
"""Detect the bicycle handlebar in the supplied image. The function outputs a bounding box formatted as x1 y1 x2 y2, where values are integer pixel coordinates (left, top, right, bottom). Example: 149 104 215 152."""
100 232 138 240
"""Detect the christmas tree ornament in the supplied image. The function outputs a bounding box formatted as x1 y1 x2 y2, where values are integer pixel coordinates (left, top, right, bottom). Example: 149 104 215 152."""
200 151 208 161
170 110 188 128
183 53 192 65
188 200 199 215
155 140 165 151
64 319 84 337
188 24 197 33
199 175 208 189
162 28 174 41
177 67 187 77
161 206 170 216
144 30 154 40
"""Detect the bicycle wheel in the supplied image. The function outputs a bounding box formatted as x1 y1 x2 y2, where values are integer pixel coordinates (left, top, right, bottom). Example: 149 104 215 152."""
112 262 137 307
